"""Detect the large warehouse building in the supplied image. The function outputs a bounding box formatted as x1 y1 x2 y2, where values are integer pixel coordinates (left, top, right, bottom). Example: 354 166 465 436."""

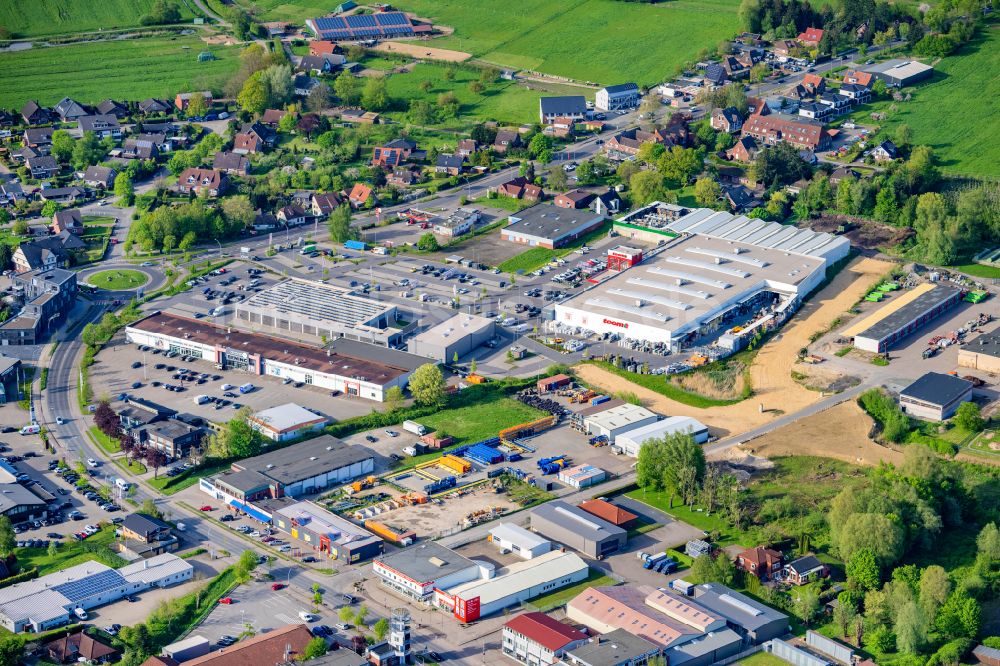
373 541 480 602
126 312 424 401
958 333 1000 373
501 205 606 250
862 59 934 87
0 555 193 632
842 284 962 353
273 501 383 563
530 501 627 559
408 313 495 362
234 278 409 347
615 416 710 456
551 209 847 350
583 403 661 443
306 11 429 41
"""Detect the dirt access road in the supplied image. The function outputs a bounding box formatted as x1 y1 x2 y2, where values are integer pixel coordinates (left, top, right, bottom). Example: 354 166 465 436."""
575 256 894 438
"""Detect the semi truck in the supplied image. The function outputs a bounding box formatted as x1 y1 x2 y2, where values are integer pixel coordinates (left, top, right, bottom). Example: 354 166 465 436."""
403 420 428 436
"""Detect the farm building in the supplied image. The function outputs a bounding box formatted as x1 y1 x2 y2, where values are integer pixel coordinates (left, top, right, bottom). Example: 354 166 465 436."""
614 416 710 456
530 501 627 559
407 313 495 362
248 403 329 442
898 372 974 421
595 83 640 111
958 333 1000 373
273 501 383 563
306 12 425 41
501 205 606 250
583 403 661 443
488 523 552 560
502 612 589 666
552 208 846 350
862 59 934 87
844 284 963 353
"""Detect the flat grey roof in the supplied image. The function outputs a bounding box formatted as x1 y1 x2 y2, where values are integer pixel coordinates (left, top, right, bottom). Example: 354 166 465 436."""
900 372 973 406
326 337 426 372
693 583 788 631
233 435 374 486
375 541 476 583
238 278 394 327
0 483 47 514
531 500 626 542
965 332 1000 359
505 204 605 243
566 629 658 665
410 314 494 348
856 285 960 342
667 628 743 666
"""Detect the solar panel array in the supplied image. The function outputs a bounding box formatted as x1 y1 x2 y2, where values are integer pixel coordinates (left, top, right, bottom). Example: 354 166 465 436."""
311 11 415 40
52 569 126 603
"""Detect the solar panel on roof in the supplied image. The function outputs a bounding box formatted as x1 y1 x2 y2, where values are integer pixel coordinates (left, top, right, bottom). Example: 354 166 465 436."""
52 569 125 603
315 17 347 29
346 13 377 27
376 12 407 24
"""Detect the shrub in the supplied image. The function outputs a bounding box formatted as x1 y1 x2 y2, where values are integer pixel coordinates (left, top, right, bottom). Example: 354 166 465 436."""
858 388 910 443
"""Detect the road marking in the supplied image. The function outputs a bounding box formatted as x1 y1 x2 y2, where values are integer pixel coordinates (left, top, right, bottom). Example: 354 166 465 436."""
275 613 295 625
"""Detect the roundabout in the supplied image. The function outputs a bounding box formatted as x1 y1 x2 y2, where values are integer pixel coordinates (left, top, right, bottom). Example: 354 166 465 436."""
84 268 150 291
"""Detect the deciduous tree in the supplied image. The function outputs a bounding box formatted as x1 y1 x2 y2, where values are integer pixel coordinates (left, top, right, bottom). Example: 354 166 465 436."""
408 363 445 407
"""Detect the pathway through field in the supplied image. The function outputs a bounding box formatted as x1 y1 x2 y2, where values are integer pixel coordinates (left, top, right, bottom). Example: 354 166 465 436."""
574 256 894 438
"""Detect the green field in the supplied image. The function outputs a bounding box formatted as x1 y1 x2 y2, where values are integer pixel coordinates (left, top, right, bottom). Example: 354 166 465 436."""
87 269 149 290
0 35 239 109
0 0 197 39
849 29 1000 178
240 0 739 84
16 526 124 575
420 396 543 444
498 221 612 273
383 62 585 127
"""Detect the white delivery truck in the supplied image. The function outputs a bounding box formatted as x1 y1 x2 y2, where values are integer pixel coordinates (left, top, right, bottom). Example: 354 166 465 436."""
19 424 41 435
115 478 132 491
403 420 427 436
194 395 211 405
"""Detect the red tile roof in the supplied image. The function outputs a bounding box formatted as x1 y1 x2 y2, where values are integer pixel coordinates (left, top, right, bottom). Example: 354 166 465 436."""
797 27 824 43
184 624 312 666
505 612 587 651
578 499 638 526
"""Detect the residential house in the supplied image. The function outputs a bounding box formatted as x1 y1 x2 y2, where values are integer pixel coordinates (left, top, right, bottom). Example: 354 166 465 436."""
12 238 73 273
741 113 829 151
120 512 173 544
604 128 671 159
20 100 52 125
796 73 827 98
872 140 900 162
52 209 84 235
495 176 542 201
838 83 871 104
818 91 851 115
784 555 828 585
724 184 755 212
705 63 727 86
797 27 825 47
118 398 176 436
539 96 588 124
554 189 595 210
736 546 783 581
309 40 339 56
122 137 161 160
595 83 639 111
591 190 622 217
722 55 752 80
543 116 576 138
27 156 59 179
38 187 86 205
493 130 523 154
348 183 373 208
233 122 277 155
746 96 769 116
0 267 79 346
297 54 336 75
78 114 123 139
435 154 465 176
253 210 279 231
457 139 478 157
82 165 117 189
843 69 874 88
798 102 833 121
139 98 172 115
387 168 420 188
54 97 90 122
0 183 26 206
372 138 419 168
277 205 308 227
711 106 743 133
175 92 213 112
311 192 342 217
293 74 320 97
772 39 797 56
212 151 250 176
175 168 228 197
261 109 288 126
96 99 129 118
23 127 54 150
829 166 861 185
45 632 119 664
11 146 40 163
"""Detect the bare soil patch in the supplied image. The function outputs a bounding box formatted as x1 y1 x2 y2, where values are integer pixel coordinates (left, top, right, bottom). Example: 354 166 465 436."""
809 216 914 252
671 358 748 400
790 362 862 393
574 256 894 438
373 40 471 62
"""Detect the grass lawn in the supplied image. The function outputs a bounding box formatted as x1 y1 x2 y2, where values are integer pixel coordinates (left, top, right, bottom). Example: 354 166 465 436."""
951 262 1000 279
0 35 240 109
148 459 231 495
16 526 123 575
737 651 792 665
523 569 616 612
419 396 542 445
87 426 121 454
79 225 112 264
582 360 743 409
847 30 1000 178
86 269 149 290
383 61 586 127
0 0 196 38
498 221 612 274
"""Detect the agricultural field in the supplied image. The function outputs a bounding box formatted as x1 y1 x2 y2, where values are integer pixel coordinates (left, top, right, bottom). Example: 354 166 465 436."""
0 35 240 110
0 0 197 39
849 28 1000 178
382 61 586 127
231 0 740 84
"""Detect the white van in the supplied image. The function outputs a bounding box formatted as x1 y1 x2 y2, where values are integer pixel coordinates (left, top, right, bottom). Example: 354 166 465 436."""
221 383 234 391
19 424 40 435
194 395 211 405
210 307 225 317
115 478 132 491
74 607 88 620
176 522 186 532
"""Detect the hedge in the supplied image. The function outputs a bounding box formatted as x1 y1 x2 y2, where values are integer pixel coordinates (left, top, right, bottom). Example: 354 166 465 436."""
0 567 38 589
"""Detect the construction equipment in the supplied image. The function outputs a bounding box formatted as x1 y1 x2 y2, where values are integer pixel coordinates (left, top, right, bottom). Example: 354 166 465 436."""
537 456 569 475
688 353 709 367
349 476 377 493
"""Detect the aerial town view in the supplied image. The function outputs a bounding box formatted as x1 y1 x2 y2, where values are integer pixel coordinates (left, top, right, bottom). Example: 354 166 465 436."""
0 0 998 664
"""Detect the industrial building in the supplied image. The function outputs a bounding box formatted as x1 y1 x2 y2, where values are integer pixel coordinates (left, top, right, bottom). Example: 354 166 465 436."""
690 583 790 644
844 284 962 353
434 550 588 622
564 629 663 666
530 501 627 559
488 523 552 560
373 541 480 602
273 501 383 563
248 403 330 441
959 333 1000 373
862 59 934 87
0 554 193 632
126 312 423 401
552 208 846 350
899 372 974 421
501 205 606 250
0 483 49 524
201 435 375 510
614 416 710 456
407 313 496 362
558 464 606 489
233 278 409 347
502 612 589 666
583 403 660 443
577 500 637 528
